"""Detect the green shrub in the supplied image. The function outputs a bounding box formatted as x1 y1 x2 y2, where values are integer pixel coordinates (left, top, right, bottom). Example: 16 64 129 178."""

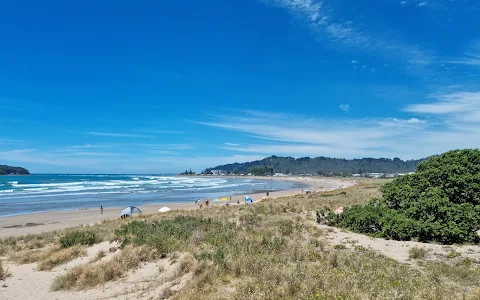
323 149 480 245
59 230 100 248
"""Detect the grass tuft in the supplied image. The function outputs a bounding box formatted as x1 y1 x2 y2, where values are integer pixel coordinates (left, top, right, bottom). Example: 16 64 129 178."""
409 247 428 259
0 261 10 280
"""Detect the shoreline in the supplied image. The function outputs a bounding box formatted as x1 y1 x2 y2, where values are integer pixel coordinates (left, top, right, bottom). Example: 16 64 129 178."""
0 177 354 238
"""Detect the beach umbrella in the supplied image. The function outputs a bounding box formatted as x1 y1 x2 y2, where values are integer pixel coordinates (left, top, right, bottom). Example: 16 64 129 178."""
221 197 228 201
159 207 172 213
335 207 344 215
245 196 253 203
119 206 142 218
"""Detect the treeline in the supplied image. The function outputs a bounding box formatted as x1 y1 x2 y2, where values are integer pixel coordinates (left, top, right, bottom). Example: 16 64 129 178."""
179 169 196 175
204 155 424 175
0 165 30 175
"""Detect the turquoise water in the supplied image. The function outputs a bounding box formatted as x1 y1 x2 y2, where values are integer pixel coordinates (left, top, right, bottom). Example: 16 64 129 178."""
0 174 306 217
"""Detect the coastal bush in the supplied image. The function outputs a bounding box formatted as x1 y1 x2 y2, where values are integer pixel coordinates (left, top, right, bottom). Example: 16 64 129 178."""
59 230 100 248
322 149 480 244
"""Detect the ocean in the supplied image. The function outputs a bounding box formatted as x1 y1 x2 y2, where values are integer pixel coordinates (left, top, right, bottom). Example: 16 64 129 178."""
0 174 306 217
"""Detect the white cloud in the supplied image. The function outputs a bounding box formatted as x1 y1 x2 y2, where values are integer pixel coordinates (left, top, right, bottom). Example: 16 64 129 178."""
339 104 351 112
401 1 407 4
351 60 358 64
416 1 427 7
87 132 153 138
225 142 240 146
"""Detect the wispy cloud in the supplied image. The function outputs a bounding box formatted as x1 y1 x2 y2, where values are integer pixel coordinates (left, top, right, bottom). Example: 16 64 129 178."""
262 0 433 70
71 144 113 149
225 142 240 146
447 43 480 67
339 104 351 112
351 60 358 64
200 104 479 160
401 1 407 4
416 1 427 7
87 132 153 138
404 91 480 123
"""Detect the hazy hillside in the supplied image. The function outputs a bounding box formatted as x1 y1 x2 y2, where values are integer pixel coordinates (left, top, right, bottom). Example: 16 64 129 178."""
0 165 30 175
204 156 425 175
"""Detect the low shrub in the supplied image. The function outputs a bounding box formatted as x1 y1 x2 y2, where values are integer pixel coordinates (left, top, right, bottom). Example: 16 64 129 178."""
59 230 100 248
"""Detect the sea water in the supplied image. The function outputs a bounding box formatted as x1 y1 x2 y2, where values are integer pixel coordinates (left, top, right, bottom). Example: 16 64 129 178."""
0 174 306 217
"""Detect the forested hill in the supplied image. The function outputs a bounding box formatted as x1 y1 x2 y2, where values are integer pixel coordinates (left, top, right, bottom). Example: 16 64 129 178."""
204 156 425 175
0 165 30 175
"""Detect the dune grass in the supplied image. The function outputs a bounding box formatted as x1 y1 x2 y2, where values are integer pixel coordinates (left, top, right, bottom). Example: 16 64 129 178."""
5 180 480 299
37 246 86 271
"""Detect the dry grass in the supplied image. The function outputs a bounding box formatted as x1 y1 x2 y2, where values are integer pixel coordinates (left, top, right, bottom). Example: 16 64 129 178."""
0 260 10 280
37 246 86 271
409 247 429 260
51 245 155 291
10 246 58 264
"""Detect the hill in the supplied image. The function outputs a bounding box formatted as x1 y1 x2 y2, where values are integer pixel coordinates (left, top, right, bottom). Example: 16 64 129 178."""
0 165 30 175
203 155 424 175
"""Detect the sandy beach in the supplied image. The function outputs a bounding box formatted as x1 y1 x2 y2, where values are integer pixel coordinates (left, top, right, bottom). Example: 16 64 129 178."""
0 177 354 238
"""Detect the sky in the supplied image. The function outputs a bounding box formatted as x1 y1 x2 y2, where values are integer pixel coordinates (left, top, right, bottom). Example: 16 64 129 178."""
1 0 480 173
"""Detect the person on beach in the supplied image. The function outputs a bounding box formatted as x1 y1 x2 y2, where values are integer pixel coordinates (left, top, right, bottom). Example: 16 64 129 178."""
237 198 240 204
200 203 203 209
100 206 103 214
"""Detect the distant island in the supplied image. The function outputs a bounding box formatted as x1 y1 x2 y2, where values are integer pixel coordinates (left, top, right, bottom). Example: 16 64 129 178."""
0 165 30 175
202 155 425 176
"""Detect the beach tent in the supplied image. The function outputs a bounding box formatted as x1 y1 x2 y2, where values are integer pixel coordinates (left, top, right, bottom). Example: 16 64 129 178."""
245 196 253 203
221 197 228 201
119 206 141 218
159 207 172 213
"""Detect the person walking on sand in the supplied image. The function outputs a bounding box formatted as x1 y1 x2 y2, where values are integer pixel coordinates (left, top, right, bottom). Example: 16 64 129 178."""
100 206 103 214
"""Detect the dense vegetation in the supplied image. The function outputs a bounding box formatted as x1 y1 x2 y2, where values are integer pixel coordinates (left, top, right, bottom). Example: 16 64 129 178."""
320 149 480 244
0 165 30 175
204 155 424 175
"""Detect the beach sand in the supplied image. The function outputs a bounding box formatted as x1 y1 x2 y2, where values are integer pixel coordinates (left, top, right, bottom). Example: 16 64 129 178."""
0 177 354 238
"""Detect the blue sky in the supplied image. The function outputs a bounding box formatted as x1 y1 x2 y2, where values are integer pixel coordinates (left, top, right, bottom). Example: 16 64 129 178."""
1 0 480 173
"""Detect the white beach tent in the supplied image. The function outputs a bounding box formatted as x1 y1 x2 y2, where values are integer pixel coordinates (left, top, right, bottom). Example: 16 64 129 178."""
119 206 142 218
159 207 172 213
